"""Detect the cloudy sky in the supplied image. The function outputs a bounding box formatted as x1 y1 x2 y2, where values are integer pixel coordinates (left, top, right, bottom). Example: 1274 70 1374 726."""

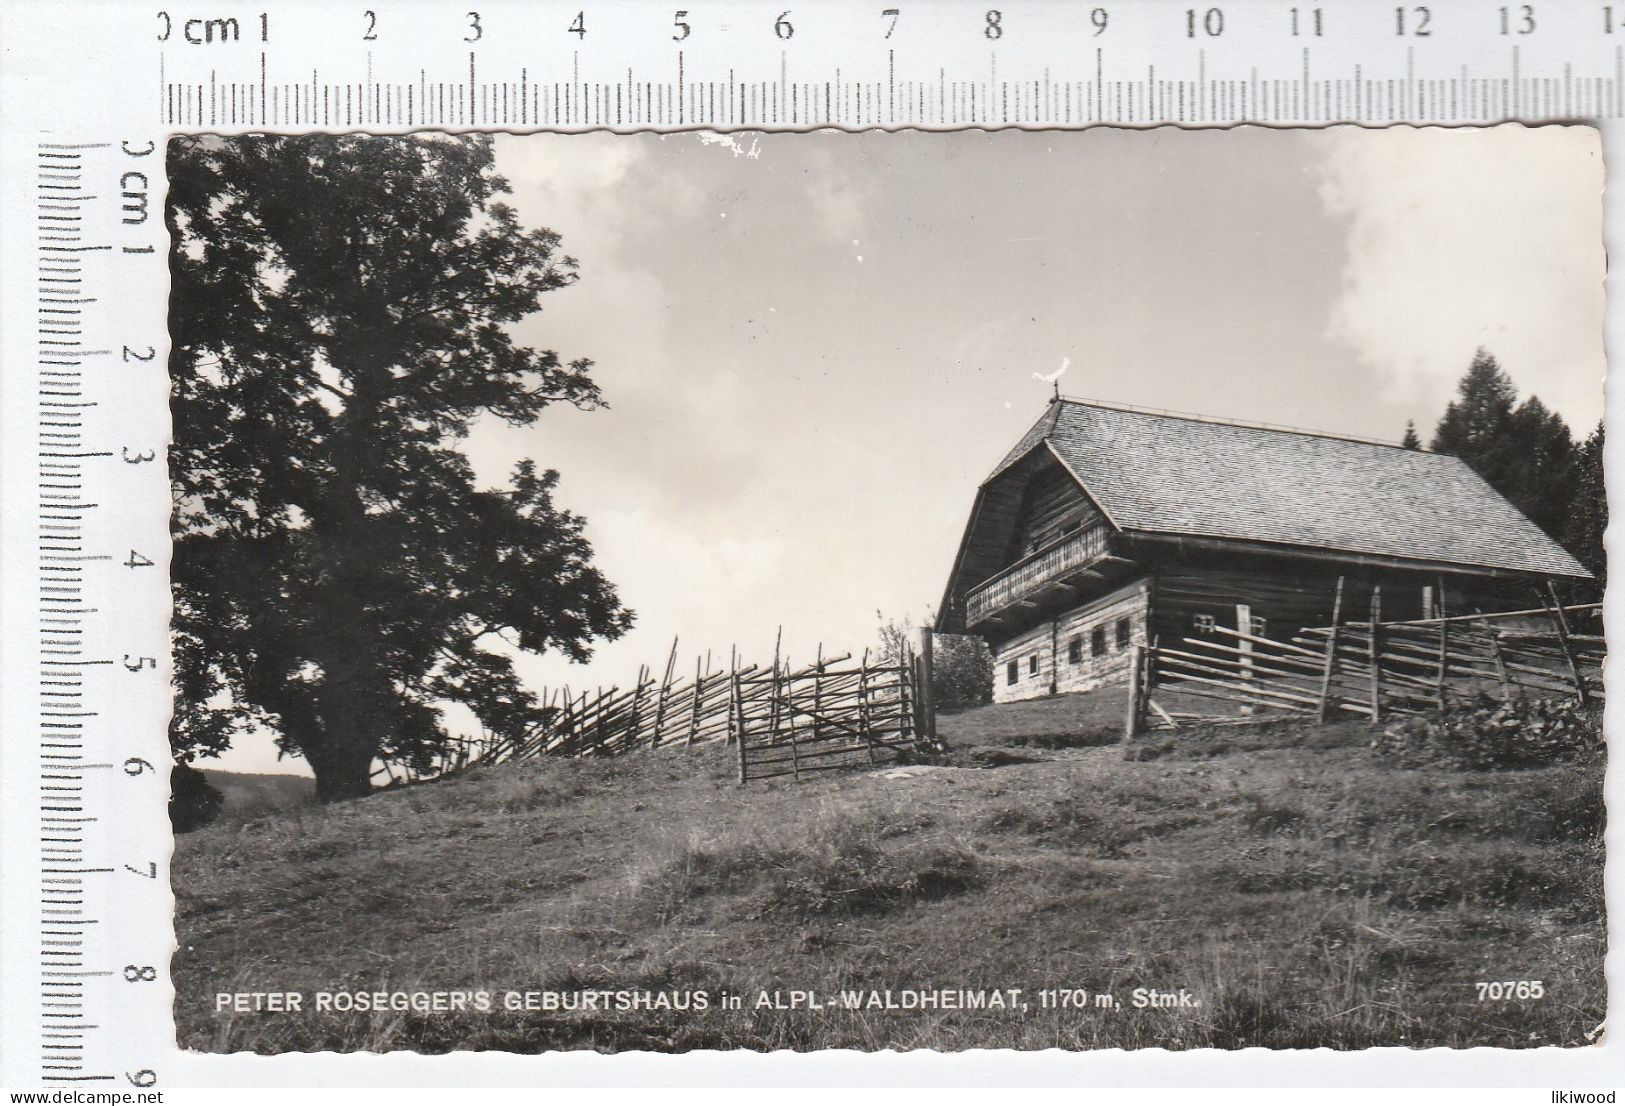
214 124 1604 774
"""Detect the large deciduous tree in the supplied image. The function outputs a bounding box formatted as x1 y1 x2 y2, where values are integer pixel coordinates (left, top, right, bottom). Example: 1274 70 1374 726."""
168 135 632 801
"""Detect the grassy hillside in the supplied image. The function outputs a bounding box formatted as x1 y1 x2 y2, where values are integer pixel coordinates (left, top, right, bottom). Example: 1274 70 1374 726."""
173 697 1603 1053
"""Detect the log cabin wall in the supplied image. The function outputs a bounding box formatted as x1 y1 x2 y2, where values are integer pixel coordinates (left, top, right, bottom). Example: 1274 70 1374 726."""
1142 546 1541 648
1005 461 1104 562
991 579 1150 703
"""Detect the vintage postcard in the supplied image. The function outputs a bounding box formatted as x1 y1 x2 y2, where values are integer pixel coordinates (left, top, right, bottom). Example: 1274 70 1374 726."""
165 124 1604 1058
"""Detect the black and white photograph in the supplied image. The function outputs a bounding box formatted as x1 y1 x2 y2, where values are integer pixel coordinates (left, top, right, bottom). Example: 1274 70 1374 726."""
164 124 1605 1055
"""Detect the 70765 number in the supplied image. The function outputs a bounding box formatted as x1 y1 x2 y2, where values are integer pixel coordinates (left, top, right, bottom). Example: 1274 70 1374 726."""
1476 980 1544 1001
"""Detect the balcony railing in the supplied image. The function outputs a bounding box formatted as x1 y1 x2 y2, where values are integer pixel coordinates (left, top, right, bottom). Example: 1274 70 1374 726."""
965 522 1113 626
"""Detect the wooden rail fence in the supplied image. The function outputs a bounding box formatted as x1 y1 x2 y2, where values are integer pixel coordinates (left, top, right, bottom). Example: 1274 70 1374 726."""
1126 580 1602 735
375 631 941 787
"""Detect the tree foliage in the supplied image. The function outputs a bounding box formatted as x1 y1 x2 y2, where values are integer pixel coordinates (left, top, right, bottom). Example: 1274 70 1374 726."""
1428 349 1579 541
1429 349 1520 462
1562 421 1607 592
877 611 993 711
168 135 632 801
1418 348 1603 600
170 762 224 834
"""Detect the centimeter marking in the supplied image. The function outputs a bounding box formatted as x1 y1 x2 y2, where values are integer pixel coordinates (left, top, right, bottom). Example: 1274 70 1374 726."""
162 44 1625 128
36 140 117 1085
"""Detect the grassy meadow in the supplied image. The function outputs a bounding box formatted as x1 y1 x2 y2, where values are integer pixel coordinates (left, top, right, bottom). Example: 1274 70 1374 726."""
172 694 1604 1053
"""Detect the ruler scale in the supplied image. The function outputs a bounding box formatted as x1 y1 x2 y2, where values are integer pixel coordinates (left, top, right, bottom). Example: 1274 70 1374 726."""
6 129 172 1089
160 43 1625 129
35 142 112 1088
138 1 1625 133
1 0 1621 1089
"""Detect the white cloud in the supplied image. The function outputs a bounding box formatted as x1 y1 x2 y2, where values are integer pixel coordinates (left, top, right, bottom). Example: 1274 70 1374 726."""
495 134 640 215
1318 125 1605 428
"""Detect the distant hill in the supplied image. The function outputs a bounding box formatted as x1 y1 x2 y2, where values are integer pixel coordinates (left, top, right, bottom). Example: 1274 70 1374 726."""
203 769 315 821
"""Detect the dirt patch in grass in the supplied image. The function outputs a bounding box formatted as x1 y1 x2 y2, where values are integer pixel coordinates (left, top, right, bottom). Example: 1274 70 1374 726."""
938 690 1130 749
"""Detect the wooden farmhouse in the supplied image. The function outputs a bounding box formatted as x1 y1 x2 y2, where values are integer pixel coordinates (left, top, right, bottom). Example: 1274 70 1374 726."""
936 399 1592 704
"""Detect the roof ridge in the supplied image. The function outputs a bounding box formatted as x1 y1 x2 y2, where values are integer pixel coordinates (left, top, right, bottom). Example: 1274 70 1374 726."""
1053 394 1422 453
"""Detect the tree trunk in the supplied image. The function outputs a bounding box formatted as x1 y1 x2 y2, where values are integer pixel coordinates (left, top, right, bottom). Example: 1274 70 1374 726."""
304 329 394 803
304 729 377 802
304 662 391 801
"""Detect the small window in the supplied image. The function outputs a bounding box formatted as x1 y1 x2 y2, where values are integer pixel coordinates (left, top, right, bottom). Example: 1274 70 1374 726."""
1249 616 1267 638
1068 636 1083 664
1091 626 1108 657
1028 654 1039 677
1006 660 1019 686
1115 617 1131 650
1194 613 1216 635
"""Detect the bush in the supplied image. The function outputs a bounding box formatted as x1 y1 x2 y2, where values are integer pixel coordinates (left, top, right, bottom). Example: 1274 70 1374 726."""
170 762 224 833
1370 693 1601 770
766 828 980 916
876 613 993 711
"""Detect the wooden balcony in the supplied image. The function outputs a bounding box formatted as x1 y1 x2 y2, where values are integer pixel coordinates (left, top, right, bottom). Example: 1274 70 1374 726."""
965 521 1122 628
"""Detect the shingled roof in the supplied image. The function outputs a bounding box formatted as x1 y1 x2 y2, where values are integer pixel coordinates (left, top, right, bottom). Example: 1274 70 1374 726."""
984 399 1589 580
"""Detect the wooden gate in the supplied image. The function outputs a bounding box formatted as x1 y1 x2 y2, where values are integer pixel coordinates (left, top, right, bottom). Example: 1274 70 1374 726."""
732 652 932 782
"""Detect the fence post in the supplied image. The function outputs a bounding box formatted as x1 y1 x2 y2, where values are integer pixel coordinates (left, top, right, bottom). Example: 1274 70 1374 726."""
572 690 587 756
1367 587 1383 726
1488 628 1512 696
724 646 738 747
917 626 938 750
731 668 747 784
858 649 878 765
628 667 647 753
784 664 803 781
1316 575 1346 723
767 654 783 746
1543 581 1590 706
1124 644 1145 739
1435 620 1450 711
555 686 571 756
812 644 824 744
651 638 678 748
1434 578 1450 711
685 656 705 747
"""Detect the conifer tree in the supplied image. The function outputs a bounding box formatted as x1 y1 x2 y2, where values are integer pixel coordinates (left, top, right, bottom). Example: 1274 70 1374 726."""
1562 421 1607 594
1429 348 1576 542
